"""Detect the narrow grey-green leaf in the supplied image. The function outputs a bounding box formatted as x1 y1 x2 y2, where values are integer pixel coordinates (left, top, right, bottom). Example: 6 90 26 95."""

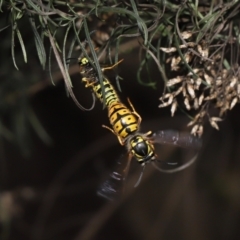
16 28 27 63
29 18 46 69
84 19 106 108
62 22 73 88
11 26 19 70
25 0 41 13
48 45 55 86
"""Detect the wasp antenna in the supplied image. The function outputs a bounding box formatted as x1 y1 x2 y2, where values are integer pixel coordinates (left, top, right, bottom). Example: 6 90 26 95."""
65 57 77 64
151 153 198 173
102 59 124 71
134 165 145 188
167 162 178 166
144 131 152 137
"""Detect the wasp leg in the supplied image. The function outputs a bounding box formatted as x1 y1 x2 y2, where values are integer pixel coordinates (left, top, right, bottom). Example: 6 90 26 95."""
101 59 124 72
144 131 152 137
127 98 142 125
82 77 97 87
102 124 124 145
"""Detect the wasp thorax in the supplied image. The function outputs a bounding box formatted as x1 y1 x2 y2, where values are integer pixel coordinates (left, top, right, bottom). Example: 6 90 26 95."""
130 135 155 165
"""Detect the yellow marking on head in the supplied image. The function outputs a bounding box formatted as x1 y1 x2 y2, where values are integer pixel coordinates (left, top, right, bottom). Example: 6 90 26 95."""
81 57 89 65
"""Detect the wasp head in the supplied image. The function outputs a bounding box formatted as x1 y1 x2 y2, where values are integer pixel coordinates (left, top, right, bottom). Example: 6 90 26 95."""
78 57 89 66
129 135 155 166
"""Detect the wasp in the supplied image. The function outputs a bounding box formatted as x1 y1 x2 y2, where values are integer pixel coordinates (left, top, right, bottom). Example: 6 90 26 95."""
78 56 156 166
78 55 202 199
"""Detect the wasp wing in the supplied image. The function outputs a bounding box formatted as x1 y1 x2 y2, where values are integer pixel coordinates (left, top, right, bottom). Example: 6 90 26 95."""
97 153 130 201
152 130 202 150
151 130 202 173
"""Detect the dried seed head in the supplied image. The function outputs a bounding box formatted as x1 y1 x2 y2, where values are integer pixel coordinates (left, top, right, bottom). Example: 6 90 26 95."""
181 31 193 39
230 97 238 109
188 68 201 76
167 94 174 105
166 76 183 87
159 102 171 108
171 101 178 116
198 94 204 106
185 52 193 63
222 69 228 79
206 65 211 71
209 118 220 130
204 73 213 85
159 93 171 100
187 84 195 99
197 44 209 58
198 125 203 137
210 68 217 77
219 107 227 117
188 42 196 47
225 85 231 93
174 86 183 96
211 117 223 122
183 86 187 97
188 77 194 84
237 84 240 95
166 57 172 64
216 79 222 86
184 98 191 110
213 53 221 61
192 125 203 136
191 124 199 135
191 124 202 136
197 45 202 54
187 121 195 127
200 111 206 118
160 47 177 53
202 48 209 59
205 93 217 100
195 78 202 89
171 57 181 71
194 98 199 109
230 76 237 88
179 44 189 49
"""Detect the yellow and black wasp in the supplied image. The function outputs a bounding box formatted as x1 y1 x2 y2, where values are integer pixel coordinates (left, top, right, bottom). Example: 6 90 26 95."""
78 56 156 166
77 53 202 200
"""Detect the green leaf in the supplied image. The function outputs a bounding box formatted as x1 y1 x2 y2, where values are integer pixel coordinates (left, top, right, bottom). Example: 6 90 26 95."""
16 28 27 63
29 17 47 69
11 25 19 70
62 22 73 88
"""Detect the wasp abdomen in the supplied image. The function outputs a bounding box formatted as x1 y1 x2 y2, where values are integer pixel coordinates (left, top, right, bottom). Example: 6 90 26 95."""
108 102 139 139
92 79 119 106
